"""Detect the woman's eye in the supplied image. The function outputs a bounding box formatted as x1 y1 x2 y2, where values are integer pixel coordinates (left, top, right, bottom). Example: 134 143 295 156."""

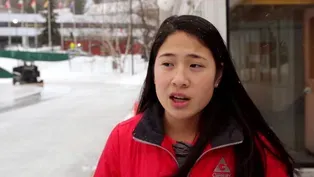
162 63 173 67
190 64 203 68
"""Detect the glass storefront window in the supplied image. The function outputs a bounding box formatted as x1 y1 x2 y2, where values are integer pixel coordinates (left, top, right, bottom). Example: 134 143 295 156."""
228 0 314 166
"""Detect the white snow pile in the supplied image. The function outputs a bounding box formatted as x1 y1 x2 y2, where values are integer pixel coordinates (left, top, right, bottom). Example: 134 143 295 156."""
5 45 64 53
0 54 148 85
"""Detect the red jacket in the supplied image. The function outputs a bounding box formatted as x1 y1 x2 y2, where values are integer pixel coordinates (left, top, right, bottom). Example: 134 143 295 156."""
94 110 288 177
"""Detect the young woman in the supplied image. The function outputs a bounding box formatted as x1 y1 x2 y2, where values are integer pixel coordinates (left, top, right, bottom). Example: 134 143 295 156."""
93 15 297 177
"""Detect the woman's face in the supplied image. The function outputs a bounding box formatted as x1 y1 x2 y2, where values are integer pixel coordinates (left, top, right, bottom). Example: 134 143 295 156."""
154 31 220 120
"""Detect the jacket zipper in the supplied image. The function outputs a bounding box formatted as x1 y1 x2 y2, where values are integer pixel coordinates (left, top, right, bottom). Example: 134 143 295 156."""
133 137 243 177
187 140 243 176
133 137 179 167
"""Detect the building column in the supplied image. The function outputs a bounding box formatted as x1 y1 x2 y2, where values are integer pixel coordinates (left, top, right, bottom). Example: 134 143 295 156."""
158 0 184 24
159 9 173 24
157 0 228 43
201 0 227 43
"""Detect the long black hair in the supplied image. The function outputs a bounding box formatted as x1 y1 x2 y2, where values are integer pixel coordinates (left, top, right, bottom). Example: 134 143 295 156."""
136 15 297 177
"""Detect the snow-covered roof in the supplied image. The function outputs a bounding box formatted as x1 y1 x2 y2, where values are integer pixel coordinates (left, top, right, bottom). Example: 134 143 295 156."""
0 7 157 26
0 26 146 37
60 28 145 38
0 13 45 23
85 0 158 15
58 13 146 25
0 27 39 36
0 0 158 37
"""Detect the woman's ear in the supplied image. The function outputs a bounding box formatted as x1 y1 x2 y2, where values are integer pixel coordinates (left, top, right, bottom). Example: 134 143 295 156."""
214 63 223 88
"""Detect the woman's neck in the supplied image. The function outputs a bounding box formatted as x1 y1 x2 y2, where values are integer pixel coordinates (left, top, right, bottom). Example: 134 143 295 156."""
164 112 199 143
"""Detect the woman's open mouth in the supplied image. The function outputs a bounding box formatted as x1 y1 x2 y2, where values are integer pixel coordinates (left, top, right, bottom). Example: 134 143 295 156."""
169 93 190 108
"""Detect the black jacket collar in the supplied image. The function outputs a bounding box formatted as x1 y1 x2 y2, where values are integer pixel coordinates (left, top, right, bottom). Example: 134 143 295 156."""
133 104 244 148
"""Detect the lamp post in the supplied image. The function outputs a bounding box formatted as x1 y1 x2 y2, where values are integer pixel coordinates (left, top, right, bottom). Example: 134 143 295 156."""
12 19 19 45
129 0 134 75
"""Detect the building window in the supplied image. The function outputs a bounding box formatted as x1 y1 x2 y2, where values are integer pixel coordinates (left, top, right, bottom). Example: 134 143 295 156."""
228 0 314 166
229 6 292 86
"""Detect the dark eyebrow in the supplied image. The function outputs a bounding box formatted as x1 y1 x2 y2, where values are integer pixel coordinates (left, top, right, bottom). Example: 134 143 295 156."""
158 53 176 58
158 53 207 60
187 54 206 60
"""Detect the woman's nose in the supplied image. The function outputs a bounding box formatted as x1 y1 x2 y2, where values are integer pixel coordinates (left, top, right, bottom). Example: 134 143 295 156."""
171 67 190 88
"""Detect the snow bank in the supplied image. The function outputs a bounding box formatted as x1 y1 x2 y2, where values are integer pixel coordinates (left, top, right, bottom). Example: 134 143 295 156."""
0 54 148 85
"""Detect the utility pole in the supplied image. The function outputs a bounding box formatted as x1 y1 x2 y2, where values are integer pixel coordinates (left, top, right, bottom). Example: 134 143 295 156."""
34 2 38 49
48 0 52 51
72 0 77 47
8 10 12 46
129 0 134 75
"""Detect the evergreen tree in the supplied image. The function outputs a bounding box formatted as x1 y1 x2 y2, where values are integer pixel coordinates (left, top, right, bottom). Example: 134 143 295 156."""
93 0 103 4
38 0 61 46
72 0 86 14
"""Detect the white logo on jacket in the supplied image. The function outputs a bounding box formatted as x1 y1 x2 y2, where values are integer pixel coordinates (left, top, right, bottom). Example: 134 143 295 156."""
212 158 231 177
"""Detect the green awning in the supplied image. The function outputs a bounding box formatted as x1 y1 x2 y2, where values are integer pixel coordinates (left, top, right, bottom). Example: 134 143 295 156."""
0 50 69 62
0 67 13 78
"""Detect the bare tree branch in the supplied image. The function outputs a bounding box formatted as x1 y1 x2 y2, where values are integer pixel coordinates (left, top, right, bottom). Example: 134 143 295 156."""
136 0 159 61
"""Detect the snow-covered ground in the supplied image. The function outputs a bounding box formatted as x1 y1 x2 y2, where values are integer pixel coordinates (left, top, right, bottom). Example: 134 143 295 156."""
0 83 141 177
0 54 147 117
0 54 147 86
0 54 147 177
1 55 314 177
0 84 42 106
39 55 147 85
